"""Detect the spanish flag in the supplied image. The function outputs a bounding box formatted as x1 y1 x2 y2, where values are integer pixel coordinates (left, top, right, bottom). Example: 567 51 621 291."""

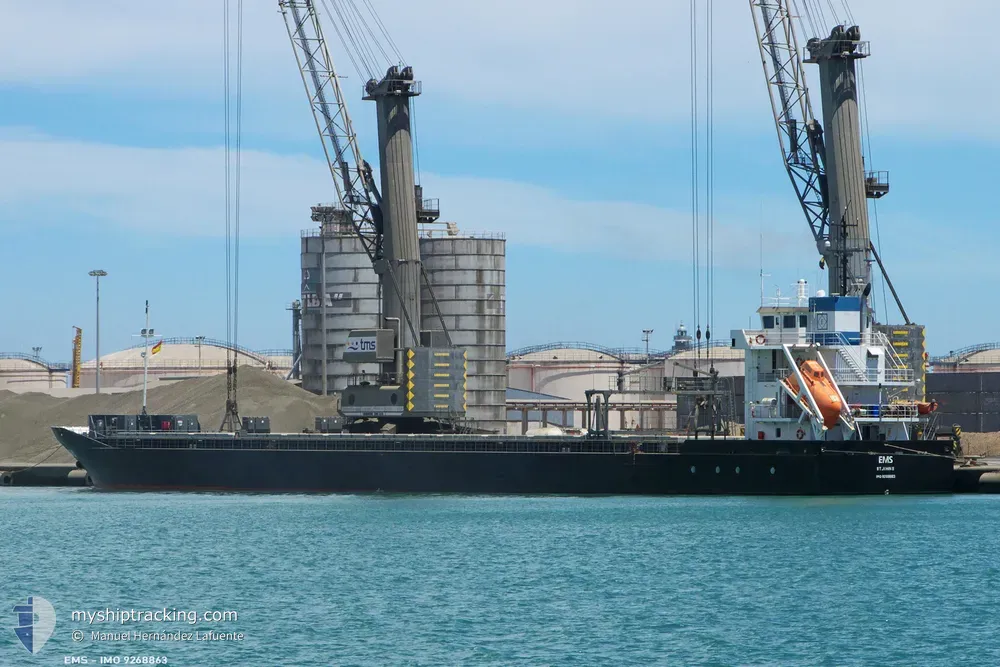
151 340 163 355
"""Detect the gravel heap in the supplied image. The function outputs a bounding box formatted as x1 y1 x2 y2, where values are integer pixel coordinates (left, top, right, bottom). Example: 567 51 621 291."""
959 432 1000 458
0 369 339 464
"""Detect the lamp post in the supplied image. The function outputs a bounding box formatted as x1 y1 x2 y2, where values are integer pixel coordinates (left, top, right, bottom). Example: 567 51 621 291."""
132 301 160 415
89 270 108 393
642 329 654 362
195 335 206 372
31 346 42 358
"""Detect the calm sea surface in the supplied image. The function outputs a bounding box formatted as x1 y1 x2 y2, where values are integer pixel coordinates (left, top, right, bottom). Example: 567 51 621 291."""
2 489 999 666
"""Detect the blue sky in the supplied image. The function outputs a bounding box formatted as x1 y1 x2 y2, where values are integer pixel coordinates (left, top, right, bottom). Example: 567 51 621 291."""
1 0 998 362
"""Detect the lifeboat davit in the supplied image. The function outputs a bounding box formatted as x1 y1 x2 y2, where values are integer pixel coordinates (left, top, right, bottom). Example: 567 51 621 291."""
783 360 843 429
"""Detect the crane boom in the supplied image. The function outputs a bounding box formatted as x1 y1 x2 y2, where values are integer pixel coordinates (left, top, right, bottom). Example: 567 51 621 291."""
279 0 383 262
749 0 829 251
750 1 911 321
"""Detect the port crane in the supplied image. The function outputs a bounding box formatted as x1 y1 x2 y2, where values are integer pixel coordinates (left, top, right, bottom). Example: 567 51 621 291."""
279 0 465 430
749 0 910 323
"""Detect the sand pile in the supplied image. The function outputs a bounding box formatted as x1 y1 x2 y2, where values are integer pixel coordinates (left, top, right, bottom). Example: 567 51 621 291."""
0 369 339 464
959 432 1000 458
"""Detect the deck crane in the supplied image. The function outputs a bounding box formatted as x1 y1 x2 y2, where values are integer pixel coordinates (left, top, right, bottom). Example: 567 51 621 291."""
278 0 466 432
749 0 910 324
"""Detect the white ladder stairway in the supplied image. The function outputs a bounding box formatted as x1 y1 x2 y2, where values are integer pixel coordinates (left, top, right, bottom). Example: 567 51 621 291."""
836 346 868 382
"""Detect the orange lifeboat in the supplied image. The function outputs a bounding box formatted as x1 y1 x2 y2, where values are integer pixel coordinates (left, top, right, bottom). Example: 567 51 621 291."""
783 360 843 429
917 400 939 415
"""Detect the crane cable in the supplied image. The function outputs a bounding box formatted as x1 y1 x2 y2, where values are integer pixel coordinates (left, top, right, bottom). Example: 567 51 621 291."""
411 97 422 186
794 0 855 38
224 0 230 363
690 0 717 372
223 0 243 410
234 0 243 361
320 0 403 82
329 0 380 78
689 0 700 372
706 0 715 370
323 0 372 79
362 0 403 62
858 60 889 320
316 0 421 187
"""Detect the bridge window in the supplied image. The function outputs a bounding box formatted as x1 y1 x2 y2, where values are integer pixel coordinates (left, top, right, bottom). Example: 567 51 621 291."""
762 315 775 329
783 315 796 329
799 315 808 328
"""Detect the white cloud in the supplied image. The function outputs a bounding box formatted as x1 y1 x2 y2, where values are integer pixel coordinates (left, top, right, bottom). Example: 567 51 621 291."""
0 130 808 267
420 172 807 268
0 1 996 135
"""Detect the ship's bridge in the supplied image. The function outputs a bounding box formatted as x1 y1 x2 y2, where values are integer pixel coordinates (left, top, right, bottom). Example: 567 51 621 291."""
732 295 871 350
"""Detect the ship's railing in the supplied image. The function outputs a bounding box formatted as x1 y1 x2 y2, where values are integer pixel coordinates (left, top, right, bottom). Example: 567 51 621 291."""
668 376 732 395
831 347 868 382
608 374 667 393
98 433 698 455
851 404 918 420
884 368 915 382
749 403 782 419
759 295 808 308
745 329 910 361
743 330 871 347
833 368 914 384
742 330 807 346
758 369 792 383
872 331 910 371
809 332 865 347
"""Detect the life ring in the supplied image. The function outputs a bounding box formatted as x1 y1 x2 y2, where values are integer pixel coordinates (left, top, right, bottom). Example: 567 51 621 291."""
795 428 805 440
754 334 766 345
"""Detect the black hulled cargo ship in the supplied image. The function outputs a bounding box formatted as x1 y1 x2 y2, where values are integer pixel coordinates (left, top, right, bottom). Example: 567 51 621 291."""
52 427 957 495
50 293 966 496
51 413 957 495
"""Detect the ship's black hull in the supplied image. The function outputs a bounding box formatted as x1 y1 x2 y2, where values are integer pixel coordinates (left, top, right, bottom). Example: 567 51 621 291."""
51 428 956 495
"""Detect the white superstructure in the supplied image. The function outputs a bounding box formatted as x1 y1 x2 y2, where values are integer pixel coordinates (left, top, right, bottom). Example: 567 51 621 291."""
732 285 927 442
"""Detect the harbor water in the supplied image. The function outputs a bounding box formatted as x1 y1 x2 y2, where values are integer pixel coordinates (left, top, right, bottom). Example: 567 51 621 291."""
3 489 1000 665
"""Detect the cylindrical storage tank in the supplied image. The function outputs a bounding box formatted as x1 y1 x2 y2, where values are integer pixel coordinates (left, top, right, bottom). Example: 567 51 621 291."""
419 235 506 432
300 226 380 395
